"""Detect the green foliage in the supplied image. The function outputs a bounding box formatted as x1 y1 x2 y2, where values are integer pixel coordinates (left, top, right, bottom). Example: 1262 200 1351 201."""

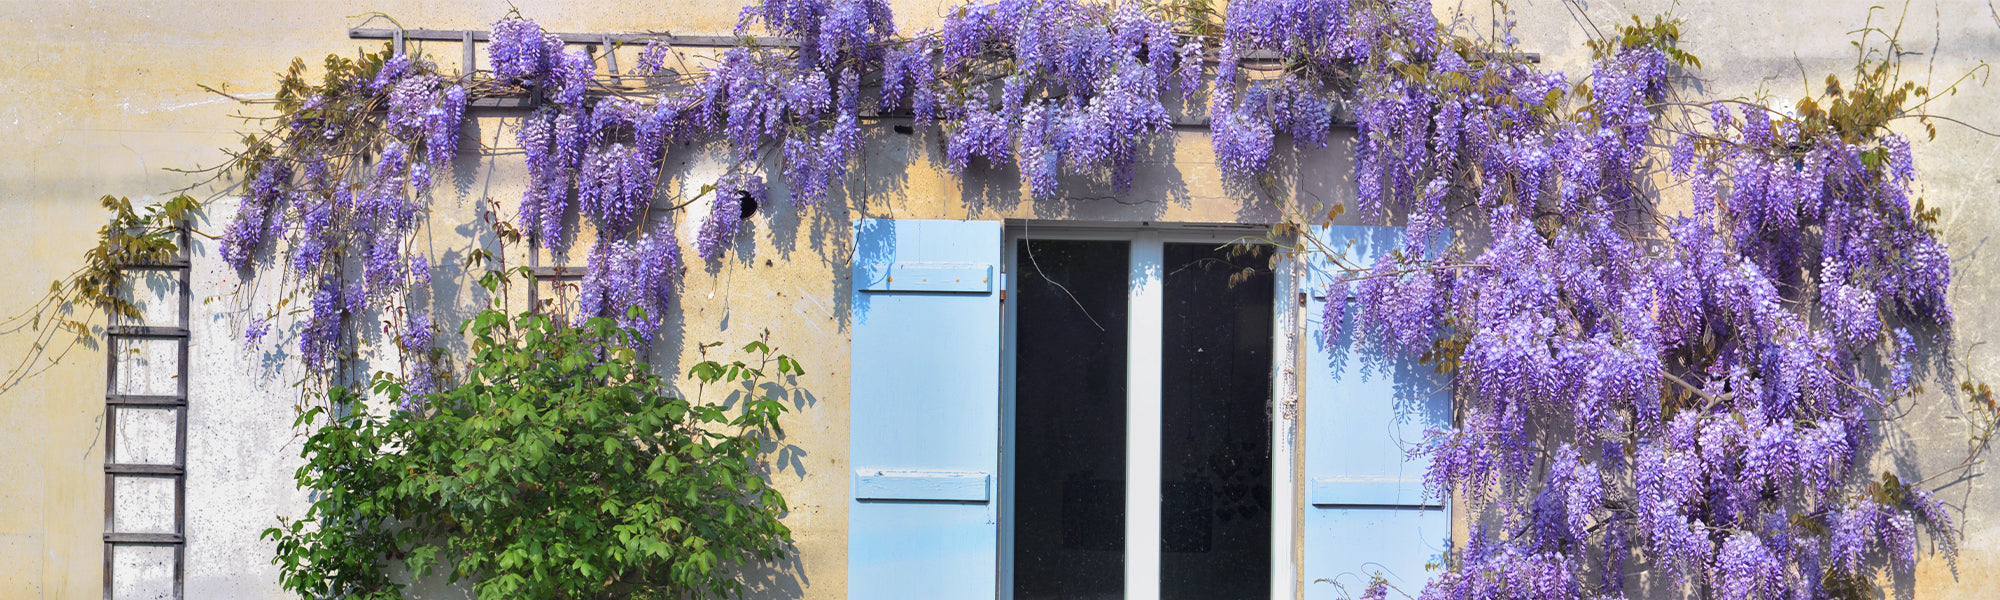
1 194 198 392
223 45 408 182
266 307 800 599
1789 7 1985 144
1153 0 1222 38
1795 52 1930 144
1588 15 1701 69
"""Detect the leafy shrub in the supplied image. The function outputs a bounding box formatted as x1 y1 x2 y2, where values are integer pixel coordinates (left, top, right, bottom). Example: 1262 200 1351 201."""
266 307 800 599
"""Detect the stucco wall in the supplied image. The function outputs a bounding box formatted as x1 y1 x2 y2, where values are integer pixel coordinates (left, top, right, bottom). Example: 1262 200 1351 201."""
1 1 1995 599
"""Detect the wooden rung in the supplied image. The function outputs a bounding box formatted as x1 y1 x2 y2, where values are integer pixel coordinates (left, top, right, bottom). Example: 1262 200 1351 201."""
106 395 186 406
105 464 183 476
105 326 188 338
103 533 182 545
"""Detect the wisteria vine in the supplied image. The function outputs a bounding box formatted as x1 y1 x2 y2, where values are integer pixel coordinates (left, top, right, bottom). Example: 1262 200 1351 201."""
197 1 1983 599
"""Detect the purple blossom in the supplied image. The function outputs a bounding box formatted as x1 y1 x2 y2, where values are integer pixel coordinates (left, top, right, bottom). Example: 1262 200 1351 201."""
737 0 894 71
697 173 764 260
947 91 1011 171
1714 532 1781 600
369 54 416 92
490 16 554 81
516 107 586 248
221 162 291 270
635 41 672 76
1890 327 1917 395
410 255 430 286
401 310 433 351
579 143 655 235
244 317 271 346
363 238 404 299
299 276 345 370
1212 89 1275 177
424 85 466 171
1832 500 1882 575
549 49 595 109
574 221 683 343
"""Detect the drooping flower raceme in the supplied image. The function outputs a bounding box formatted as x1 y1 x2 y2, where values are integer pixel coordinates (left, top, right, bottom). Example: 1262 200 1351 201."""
697 172 766 260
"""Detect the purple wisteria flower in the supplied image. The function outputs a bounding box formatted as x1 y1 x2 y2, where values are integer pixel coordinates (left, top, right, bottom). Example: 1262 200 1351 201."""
244 317 271 346
697 173 765 260
574 220 683 343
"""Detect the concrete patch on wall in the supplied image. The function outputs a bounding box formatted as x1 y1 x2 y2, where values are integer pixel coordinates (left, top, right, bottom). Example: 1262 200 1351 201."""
182 197 315 600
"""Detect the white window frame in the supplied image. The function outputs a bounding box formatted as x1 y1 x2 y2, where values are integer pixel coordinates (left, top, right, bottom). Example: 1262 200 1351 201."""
998 220 1303 600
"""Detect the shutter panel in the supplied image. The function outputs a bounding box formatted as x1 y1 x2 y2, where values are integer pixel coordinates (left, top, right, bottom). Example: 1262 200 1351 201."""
1301 225 1452 599
849 218 1002 599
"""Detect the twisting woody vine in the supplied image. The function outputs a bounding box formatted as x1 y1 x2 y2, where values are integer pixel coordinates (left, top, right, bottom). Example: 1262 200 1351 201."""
12 0 1991 598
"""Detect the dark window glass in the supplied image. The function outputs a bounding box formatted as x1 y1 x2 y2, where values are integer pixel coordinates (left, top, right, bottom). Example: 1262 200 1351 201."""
1159 243 1273 600
1014 240 1130 600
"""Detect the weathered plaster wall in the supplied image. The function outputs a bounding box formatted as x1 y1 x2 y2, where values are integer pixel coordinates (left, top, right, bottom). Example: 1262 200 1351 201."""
1 1 1994 599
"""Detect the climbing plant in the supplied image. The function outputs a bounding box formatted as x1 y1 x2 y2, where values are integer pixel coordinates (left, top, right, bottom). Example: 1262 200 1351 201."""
1284 9 1981 600
2 194 199 393
8 0 1993 598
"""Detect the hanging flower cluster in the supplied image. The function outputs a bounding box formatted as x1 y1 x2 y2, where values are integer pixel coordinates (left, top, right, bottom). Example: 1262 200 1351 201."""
206 4 1969 597
497 0 889 241
216 50 461 373
491 3 887 332
1268 5 1962 600
575 220 683 342
884 0 1190 196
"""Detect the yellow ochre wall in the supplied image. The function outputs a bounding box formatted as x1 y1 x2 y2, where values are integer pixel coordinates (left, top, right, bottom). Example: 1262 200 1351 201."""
0 1 1993 599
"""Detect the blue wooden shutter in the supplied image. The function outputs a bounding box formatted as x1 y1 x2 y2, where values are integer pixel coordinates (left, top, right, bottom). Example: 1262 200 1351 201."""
849 218 1002 599
1301 225 1452 599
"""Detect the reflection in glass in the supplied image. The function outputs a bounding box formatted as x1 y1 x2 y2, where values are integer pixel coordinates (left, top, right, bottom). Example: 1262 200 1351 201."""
1015 240 1130 600
1160 242 1273 599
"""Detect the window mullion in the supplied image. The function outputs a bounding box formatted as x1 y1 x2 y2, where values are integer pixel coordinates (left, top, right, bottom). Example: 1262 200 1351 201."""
1126 234 1164 600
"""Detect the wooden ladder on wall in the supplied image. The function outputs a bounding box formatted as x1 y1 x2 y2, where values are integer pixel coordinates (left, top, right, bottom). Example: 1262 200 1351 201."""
102 224 191 600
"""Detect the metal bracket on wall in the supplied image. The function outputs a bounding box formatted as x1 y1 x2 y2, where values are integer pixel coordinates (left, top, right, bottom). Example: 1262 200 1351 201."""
102 225 191 600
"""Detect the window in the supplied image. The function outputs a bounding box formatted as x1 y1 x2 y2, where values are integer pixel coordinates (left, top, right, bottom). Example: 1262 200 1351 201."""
847 219 1445 600
1004 229 1286 600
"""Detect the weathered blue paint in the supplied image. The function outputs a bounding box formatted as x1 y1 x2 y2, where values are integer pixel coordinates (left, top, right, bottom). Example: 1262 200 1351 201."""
853 470 991 502
1301 225 1453 600
855 262 995 293
850 218 1002 600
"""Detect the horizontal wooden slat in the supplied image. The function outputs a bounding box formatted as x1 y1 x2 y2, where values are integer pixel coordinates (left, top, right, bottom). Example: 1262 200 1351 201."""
351 28 1535 64
529 266 590 279
349 27 797 48
470 96 537 109
854 469 990 502
103 533 182 545
1308 478 1440 508
106 395 185 406
105 464 183 476
118 261 190 270
105 326 188 338
856 263 995 294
